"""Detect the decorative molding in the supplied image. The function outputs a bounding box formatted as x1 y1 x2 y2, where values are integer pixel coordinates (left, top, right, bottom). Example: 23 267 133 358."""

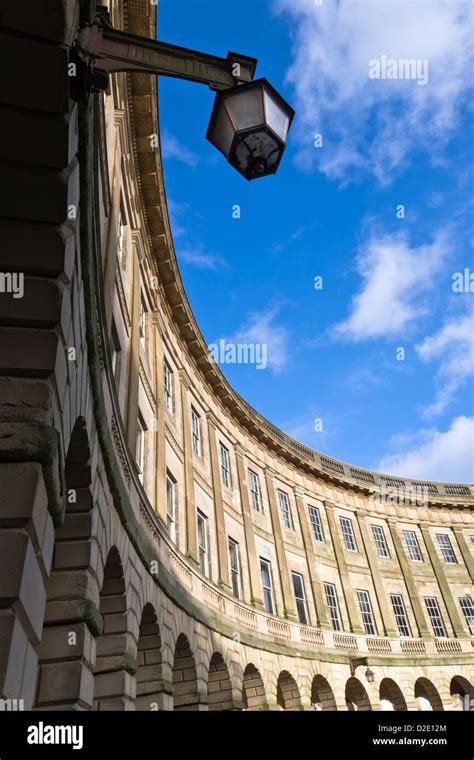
165 425 184 463
139 359 156 408
111 412 132 482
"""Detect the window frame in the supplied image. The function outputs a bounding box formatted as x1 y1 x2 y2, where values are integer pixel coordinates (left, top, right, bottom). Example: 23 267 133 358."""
136 414 146 483
291 571 308 625
277 490 294 530
324 582 342 632
166 471 176 542
357 589 378 636
197 510 209 578
403 530 423 562
219 443 232 489
163 359 173 413
424 597 447 638
459 597 474 636
308 505 324 542
390 593 412 637
228 537 242 600
372 524 390 558
260 558 275 615
436 533 458 564
340 516 357 552
248 468 262 512
191 407 202 458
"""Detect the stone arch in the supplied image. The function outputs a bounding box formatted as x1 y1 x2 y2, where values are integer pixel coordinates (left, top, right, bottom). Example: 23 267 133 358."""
311 674 337 710
135 603 163 710
93 546 133 710
415 677 444 711
450 676 473 711
345 677 372 711
379 678 407 711
207 652 233 711
242 663 268 711
277 670 302 711
34 417 97 710
172 633 198 710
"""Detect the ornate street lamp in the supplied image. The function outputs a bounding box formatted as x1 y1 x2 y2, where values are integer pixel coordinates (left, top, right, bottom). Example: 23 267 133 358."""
206 78 295 181
74 7 294 180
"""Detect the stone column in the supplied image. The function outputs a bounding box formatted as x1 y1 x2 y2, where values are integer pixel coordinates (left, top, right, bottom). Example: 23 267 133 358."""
294 489 329 628
125 247 140 455
235 448 264 608
355 512 397 637
179 371 198 564
452 527 474 584
386 519 432 638
263 470 296 619
206 413 231 590
152 313 166 526
324 503 364 633
418 524 465 637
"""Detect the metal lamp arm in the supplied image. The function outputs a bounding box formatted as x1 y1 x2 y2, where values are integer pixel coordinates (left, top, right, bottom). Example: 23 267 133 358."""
75 14 257 91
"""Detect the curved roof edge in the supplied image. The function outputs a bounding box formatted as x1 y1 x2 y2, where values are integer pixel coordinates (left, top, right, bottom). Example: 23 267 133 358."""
128 3 474 505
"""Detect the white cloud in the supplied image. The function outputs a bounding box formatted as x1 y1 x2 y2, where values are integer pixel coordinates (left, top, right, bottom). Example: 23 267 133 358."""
275 0 474 183
161 131 200 167
416 311 474 417
221 306 289 373
333 231 450 341
378 416 474 482
177 244 228 271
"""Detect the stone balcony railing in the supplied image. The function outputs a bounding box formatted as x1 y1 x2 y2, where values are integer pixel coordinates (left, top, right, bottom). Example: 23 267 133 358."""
166 534 472 659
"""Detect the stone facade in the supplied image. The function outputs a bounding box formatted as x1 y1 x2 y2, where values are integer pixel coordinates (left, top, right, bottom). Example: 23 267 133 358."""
0 0 472 712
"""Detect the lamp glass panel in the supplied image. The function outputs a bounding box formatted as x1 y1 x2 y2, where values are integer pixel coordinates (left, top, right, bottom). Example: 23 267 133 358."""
210 102 235 157
263 90 290 141
225 87 265 131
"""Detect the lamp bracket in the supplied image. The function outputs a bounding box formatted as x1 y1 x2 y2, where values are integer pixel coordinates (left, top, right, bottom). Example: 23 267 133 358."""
349 657 369 676
72 10 257 98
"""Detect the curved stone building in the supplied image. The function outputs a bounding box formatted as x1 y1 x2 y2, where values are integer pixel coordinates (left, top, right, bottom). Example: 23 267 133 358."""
0 0 473 713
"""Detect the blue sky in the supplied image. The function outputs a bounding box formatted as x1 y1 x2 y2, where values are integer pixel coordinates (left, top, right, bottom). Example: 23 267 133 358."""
158 0 474 482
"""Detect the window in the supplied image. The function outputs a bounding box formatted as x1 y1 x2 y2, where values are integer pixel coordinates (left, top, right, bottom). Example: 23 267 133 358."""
324 582 342 632
357 590 378 635
390 594 412 637
470 536 474 547
139 294 146 346
308 506 324 542
459 597 474 636
372 525 390 558
110 321 122 385
424 597 447 638
291 572 308 625
228 538 242 599
403 530 423 562
117 208 127 268
191 408 201 457
163 360 173 412
340 517 357 552
197 510 209 578
136 415 146 483
248 469 262 512
166 471 176 542
278 490 294 530
260 559 274 614
219 444 231 489
436 534 457 564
